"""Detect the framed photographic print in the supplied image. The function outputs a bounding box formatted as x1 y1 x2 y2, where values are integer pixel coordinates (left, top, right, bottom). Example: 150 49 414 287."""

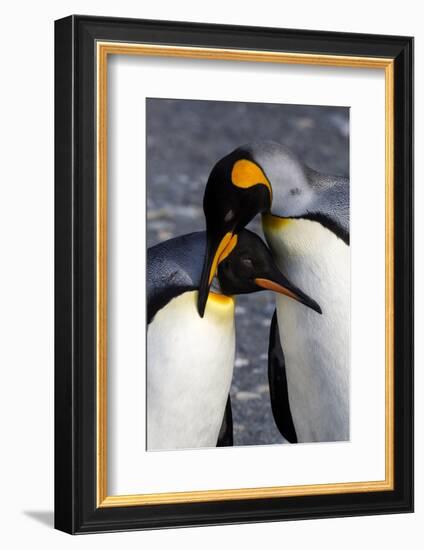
54 15 414 534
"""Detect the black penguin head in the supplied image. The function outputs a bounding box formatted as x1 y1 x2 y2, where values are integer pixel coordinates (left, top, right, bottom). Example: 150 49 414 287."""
198 148 272 317
216 230 321 315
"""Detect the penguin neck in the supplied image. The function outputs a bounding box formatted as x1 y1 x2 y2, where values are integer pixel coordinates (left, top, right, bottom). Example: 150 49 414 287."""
208 291 234 307
209 276 234 307
262 213 349 272
262 213 350 336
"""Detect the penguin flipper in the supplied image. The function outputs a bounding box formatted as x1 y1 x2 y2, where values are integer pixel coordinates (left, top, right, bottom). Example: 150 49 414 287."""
217 395 233 447
268 310 297 443
147 232 206 324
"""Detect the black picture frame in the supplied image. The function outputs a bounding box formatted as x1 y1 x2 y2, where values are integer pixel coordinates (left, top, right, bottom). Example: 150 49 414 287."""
55 15 413 534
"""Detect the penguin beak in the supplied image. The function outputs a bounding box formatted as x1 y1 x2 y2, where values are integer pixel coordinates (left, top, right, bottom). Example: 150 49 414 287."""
198 232 237 317
254 272 322 315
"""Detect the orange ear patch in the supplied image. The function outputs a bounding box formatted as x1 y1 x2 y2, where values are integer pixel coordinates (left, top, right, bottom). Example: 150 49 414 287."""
231 159 272 198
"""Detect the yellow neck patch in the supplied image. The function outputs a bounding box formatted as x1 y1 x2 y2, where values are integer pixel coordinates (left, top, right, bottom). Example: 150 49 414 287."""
231 159 272 198
208 292 234 307
262 213 293 232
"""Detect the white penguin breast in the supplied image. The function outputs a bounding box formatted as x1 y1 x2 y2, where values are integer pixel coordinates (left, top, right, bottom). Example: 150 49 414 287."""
264 218 350 443
147 291 235 450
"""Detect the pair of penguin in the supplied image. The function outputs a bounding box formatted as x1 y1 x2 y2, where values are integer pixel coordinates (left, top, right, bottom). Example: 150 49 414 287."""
147 229 320 450
148 141 349 450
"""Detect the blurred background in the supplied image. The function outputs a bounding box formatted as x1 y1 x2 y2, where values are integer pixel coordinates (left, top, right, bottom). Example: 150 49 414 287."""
146 98 349 446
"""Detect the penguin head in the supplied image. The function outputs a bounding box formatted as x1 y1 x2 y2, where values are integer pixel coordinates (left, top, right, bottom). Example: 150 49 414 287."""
198 142 315 317
216 229 321 315
198 148 273 317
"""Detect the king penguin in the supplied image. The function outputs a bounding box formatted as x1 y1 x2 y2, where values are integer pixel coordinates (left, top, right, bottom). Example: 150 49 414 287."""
197 141 349 443
147 229 321 450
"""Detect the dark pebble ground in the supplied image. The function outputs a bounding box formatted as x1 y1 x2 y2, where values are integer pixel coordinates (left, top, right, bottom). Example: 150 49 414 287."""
146 98 349 446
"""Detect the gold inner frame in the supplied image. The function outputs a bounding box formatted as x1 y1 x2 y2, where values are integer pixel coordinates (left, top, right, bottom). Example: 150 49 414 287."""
96 42 395 508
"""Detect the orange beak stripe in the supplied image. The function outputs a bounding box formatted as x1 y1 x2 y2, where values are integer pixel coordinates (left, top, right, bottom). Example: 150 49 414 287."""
208 233 239 285
254 278 299 302
217 234 238 264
